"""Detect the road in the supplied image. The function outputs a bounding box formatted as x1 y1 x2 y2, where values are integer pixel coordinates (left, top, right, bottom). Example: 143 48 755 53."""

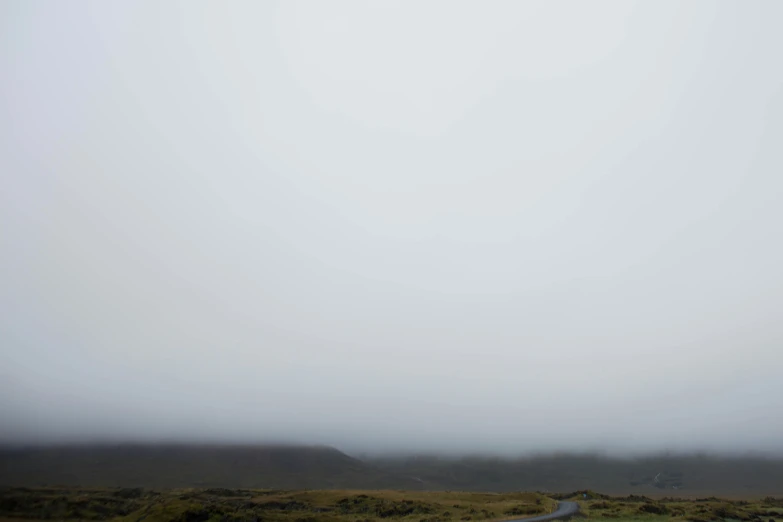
506 501 579 522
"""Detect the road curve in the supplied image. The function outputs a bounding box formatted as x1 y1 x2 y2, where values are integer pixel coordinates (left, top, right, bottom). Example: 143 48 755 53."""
506 501 579 522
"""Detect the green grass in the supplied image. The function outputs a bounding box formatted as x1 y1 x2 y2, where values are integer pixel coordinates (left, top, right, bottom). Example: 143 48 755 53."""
575 494 783 522
2 487 783 522
0 487 556 522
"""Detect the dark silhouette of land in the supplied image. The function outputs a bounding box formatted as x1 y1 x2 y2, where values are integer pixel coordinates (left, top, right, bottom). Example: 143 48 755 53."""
3 444 783 496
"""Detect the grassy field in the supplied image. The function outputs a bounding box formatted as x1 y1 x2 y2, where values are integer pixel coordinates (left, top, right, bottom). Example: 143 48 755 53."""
2 488 783 522
0 487 556 522
574 493 783 522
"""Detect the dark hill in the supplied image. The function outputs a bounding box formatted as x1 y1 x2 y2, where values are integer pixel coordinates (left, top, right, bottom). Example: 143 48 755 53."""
3 445 783 496
0 444 424 490
370 453 783 496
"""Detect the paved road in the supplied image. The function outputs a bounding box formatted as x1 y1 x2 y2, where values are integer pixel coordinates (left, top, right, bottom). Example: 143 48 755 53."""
506 501 579 522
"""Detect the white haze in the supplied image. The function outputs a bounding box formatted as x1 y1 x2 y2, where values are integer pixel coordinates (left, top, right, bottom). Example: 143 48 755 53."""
2 1 783 456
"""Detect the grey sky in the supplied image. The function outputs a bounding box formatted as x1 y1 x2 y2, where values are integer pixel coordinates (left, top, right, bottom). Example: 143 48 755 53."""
2 1 782 455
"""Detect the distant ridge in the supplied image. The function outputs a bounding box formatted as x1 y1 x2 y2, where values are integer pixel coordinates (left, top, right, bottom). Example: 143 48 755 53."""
369 453 783 496
0 444 425 490
3 444 783 495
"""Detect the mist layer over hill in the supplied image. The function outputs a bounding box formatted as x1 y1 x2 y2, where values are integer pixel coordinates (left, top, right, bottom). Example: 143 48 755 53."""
3 1 783 460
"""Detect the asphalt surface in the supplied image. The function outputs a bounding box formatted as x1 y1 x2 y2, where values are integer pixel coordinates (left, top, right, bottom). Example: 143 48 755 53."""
506 501 579 522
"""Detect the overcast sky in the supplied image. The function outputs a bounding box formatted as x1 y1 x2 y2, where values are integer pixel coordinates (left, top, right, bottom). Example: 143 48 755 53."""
2 1 782 456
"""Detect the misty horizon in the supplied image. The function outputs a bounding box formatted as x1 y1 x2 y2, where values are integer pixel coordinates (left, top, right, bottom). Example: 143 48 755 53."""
3 441 783 463
2 1 783 457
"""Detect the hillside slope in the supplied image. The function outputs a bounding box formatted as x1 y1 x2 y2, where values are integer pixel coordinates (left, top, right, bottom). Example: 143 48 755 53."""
370 453 783 496
0 445 424 490
3 445 783 495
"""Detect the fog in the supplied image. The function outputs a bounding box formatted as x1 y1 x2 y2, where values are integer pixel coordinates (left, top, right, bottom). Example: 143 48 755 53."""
2 1 783 456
